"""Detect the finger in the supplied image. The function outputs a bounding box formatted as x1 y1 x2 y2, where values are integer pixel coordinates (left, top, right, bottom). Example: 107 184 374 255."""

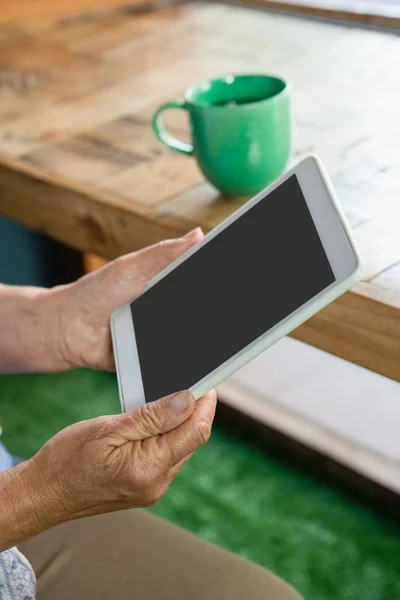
133 227 204 278
158 389 217 468
113 390 196 445
107 228 204 302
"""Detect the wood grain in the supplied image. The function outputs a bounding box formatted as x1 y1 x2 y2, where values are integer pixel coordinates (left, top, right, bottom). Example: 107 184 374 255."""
0 0 158 29
0 155 185 257
292 287 400 381
0 2 399 380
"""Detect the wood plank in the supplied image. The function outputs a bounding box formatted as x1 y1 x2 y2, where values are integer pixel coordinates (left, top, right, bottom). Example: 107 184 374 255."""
87 117 165 161
156 181 249 229
0 56 240 156
100 153 203 206
0 36 98 77
41 5 194 56
291 286 400 382
23 134 141 185
0 154 184 257
0 0 158 28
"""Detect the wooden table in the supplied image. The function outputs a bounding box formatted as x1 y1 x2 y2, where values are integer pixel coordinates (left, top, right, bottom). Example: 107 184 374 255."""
0 2 399 382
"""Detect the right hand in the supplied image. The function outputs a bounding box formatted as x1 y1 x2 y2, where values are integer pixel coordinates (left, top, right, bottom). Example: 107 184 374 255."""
22 389 216 528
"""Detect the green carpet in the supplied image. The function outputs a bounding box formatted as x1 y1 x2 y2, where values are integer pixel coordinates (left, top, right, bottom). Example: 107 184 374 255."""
1 369 400 600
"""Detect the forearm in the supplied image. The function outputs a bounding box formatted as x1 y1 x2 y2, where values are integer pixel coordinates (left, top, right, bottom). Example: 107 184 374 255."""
0 284 70 373
0 461 63 551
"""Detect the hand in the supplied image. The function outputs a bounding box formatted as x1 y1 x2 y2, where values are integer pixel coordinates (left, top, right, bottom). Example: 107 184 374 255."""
55 228 203 371
21 389 216 532
1 389 216 550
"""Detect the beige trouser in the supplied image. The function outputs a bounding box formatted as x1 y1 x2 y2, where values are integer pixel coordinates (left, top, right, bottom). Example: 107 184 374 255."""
21 510 302 600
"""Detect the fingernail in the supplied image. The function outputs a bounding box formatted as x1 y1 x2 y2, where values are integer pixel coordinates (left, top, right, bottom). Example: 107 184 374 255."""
183 227 203 239
169 390 194 414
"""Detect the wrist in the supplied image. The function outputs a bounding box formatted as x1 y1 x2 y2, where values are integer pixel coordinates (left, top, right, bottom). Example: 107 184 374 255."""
0 284 73 373
0 459 65 551
42 284 77 371
28 285 72 372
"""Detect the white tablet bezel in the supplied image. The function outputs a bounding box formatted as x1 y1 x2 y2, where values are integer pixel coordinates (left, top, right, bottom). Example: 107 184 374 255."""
111 156 364 412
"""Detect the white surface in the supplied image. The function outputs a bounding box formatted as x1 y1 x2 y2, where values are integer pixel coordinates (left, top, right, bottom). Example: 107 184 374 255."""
279 0 400 18
110 304 145 413
224 337 400 462
296 156 361 282
111 156 363 409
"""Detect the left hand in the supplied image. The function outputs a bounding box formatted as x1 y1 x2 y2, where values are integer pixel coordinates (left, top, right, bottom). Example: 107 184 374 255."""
1 388 216 551
54 228 203 371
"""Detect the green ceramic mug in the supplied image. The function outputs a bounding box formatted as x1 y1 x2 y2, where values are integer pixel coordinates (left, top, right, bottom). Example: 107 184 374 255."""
152 74 292 196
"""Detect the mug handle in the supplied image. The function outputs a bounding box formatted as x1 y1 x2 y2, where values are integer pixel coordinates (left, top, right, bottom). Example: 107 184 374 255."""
152 100 194 156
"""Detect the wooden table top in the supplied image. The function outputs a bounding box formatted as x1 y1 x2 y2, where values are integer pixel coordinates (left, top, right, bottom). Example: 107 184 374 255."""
0 2 399 381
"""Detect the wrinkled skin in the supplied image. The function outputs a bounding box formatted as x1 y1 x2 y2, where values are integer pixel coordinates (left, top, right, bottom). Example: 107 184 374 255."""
0 228 217 552
56 228 204 371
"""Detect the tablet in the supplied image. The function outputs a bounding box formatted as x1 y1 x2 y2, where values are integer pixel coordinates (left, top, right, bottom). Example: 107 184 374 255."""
111 156 363 411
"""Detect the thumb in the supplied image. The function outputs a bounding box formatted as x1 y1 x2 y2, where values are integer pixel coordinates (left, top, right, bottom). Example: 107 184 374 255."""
131 227 204 279
115 390 196 442
105 228 204 304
